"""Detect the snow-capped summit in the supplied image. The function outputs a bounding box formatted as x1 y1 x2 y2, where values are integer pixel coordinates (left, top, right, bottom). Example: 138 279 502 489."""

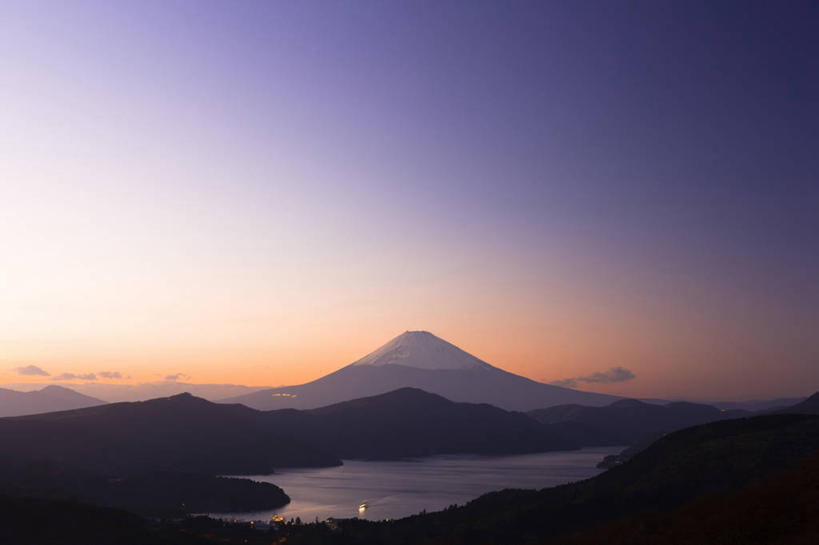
350 331 492 371
223 330 621 411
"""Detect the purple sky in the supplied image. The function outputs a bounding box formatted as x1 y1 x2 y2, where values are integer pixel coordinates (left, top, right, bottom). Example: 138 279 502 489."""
1 1 817 399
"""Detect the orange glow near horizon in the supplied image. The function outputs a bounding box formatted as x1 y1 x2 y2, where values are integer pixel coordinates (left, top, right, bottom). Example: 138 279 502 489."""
1 218 815 401
2 259 813 402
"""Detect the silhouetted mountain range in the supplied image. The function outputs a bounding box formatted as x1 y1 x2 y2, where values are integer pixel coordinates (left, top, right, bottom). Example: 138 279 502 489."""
0 385 104 417
774 391 819 414
709 396 807 412
300 387 577 458
0 393 338 475
0 387 582 517
224 331 620 411
4 384 794 483
0 388 578 475
69 381 268 403
1 392 818 544
540 393 819 469
0 394 320 517
529 397 748 446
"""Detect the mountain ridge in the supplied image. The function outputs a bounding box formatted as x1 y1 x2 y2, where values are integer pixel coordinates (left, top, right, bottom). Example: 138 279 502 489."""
0 387 579 473
0 385 105 417
771 392 819 415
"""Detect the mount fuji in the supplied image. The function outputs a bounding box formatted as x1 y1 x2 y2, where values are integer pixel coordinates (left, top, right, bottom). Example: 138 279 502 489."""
223 331 620 411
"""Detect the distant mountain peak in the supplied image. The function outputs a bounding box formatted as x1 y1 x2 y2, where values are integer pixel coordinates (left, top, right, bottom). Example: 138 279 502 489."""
144 392 219 409
0 384 104 417
39 385 72 393
165 392 200 402
609 398 649 409
349 331 493 371
777 391 819 415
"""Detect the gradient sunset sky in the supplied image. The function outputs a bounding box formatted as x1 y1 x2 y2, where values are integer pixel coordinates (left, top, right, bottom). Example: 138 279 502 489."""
2 1 817 400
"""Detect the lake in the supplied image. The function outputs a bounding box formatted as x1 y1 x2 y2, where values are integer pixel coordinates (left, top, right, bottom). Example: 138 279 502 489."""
209 446 622 522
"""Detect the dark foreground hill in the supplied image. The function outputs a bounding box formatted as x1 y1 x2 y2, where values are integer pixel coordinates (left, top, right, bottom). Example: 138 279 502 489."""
0 495 279 545
553 449 819 545
0 496 161 545
529 398 746 446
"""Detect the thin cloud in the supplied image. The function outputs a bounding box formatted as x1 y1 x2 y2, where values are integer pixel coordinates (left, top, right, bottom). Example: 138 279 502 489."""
550 366 636 388
550 378 580 388
15 365 50 376
52 372 98 381
98 371 123 379
165 373 190 382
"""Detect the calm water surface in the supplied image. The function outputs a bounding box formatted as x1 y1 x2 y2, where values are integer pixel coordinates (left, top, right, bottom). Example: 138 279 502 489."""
209 447 621 522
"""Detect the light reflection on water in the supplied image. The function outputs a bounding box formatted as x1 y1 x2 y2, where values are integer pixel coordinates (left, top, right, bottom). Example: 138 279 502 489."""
208 446 621 522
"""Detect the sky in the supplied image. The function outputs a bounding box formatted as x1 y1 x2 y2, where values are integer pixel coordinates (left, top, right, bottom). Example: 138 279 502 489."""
1 1 817 400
